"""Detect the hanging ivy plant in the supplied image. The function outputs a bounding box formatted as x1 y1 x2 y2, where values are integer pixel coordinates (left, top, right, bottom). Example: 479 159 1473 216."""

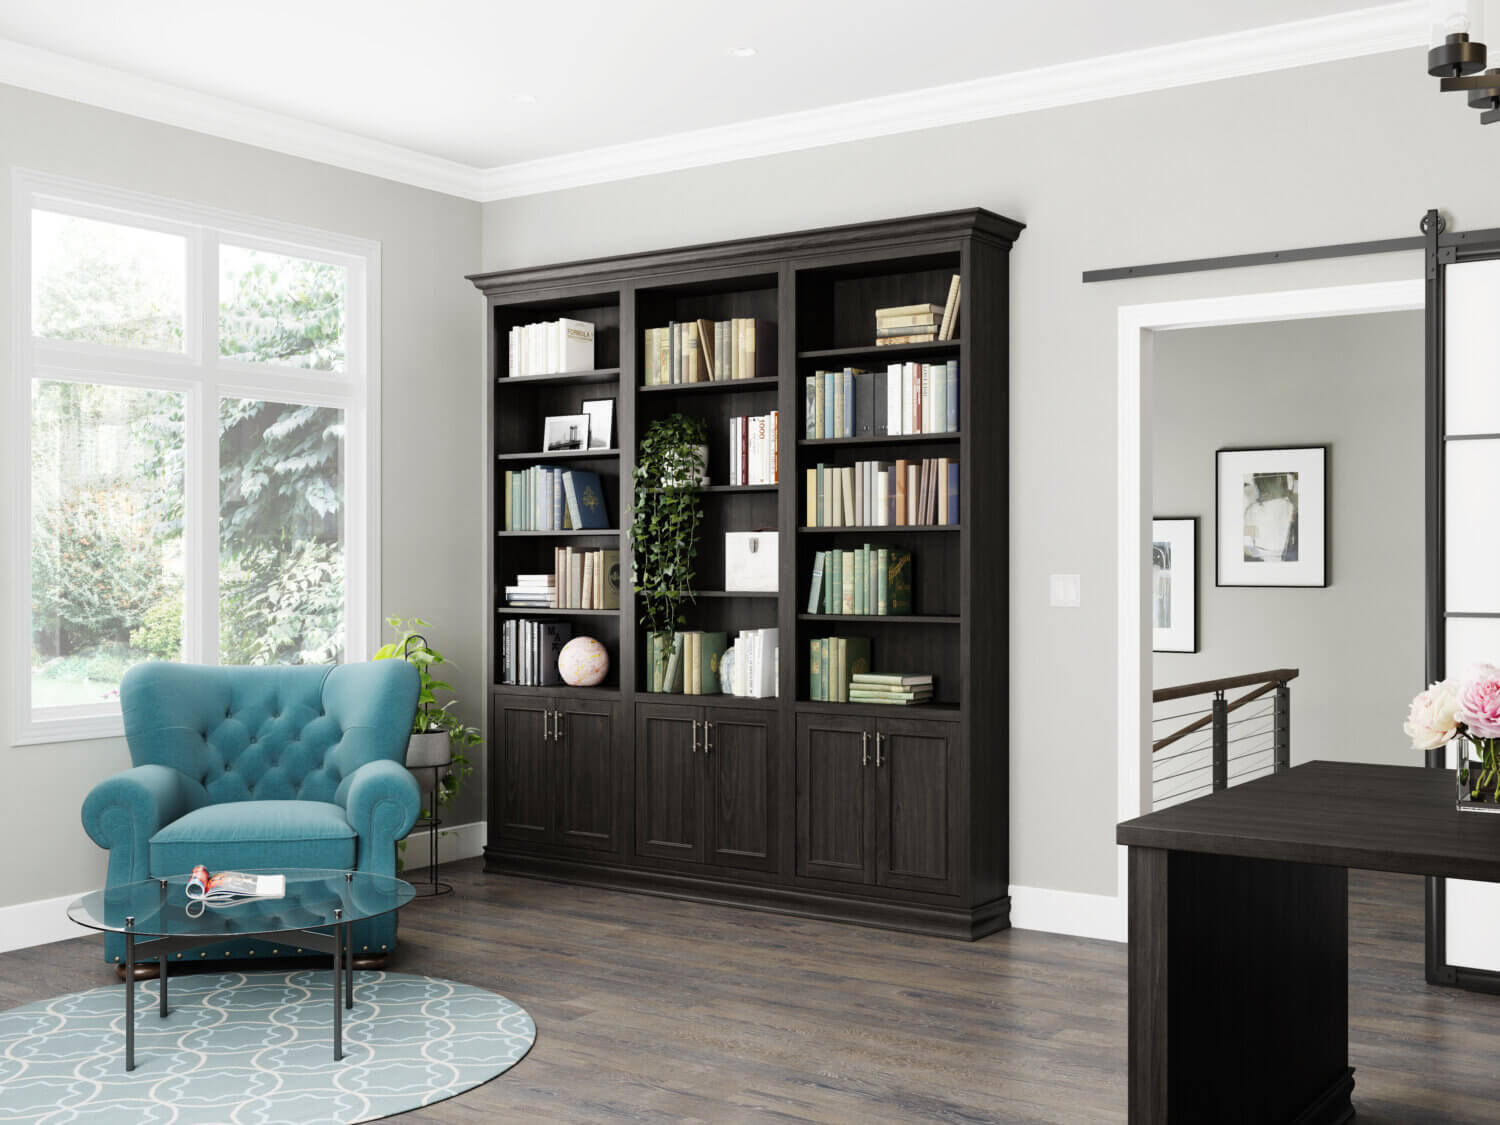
631 413 707 682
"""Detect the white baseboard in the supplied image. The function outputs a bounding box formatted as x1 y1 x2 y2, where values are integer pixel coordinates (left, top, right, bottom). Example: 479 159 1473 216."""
0 890 96 954
1009 885 1125 943
401 820 486 872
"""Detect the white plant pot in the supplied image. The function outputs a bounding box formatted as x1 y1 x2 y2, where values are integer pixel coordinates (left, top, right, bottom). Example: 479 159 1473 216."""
664 444 709 487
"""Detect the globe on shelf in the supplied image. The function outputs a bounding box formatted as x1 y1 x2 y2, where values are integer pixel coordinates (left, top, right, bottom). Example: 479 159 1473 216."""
558 636 609 687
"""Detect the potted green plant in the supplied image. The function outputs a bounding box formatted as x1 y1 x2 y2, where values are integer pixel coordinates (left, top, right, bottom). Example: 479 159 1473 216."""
373 617 479 813
631 414 707 689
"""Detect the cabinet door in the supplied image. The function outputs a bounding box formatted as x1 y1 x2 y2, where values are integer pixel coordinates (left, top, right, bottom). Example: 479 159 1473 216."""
796 712 874 885
556 699 621 854
704 706 775 872
492 694 555 845
875 717 956 894
635 703 705 863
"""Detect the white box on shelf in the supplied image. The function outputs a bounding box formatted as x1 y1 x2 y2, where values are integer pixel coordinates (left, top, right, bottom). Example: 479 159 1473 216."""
725 531 778 592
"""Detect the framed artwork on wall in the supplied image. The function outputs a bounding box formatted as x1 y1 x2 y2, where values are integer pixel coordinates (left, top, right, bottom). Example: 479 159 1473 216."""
1152 517 1198 653
1216 445 1328 588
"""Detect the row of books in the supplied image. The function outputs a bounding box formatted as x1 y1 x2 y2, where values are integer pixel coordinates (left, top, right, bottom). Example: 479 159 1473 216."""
646 627 779 697
500 619 572 686
505 548 621 609
502 467 610 531
506 318 595 378
850 672 934 705
643 319 776 384
805 362 959 439
728 411 780 486
808 636 871 703
874 278 959 345
805 458 959 527
807 547 912 616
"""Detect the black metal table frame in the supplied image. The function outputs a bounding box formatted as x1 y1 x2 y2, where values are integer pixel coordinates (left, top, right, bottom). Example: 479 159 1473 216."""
120 872 357 1072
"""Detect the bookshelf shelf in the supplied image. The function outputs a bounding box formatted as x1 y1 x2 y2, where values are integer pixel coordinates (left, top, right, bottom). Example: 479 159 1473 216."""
496 606 621 617
797 341 960 362
798 613 960 624
495 367 621 388
640 377 780 395
496 448 619 462
473 206 1019 941
798 432 959 448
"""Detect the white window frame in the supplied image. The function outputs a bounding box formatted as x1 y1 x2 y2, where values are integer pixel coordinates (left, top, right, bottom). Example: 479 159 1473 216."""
11 170 381 746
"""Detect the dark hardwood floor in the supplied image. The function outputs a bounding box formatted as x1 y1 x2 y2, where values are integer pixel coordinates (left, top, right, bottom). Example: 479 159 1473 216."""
4 862 1498 1122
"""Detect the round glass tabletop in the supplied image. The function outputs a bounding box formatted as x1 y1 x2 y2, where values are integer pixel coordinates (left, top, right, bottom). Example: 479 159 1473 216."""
67 869 414 939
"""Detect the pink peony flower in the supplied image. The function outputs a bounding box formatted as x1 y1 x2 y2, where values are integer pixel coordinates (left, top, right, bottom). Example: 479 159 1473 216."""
1406 679 1461 750
1458 665 1500 739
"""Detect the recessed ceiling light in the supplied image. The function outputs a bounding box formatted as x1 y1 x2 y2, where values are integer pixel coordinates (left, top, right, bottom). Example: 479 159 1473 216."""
727 46 757 58
513 93 538 104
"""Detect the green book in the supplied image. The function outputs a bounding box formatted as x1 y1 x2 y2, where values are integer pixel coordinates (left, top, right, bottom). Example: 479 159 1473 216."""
648 633 662 693
876 547 889 615
808 551 826 613
817 464 827 528
841 551 854 614
809 638 823 701
852 673 933 687
700 631 728 694
806 376 817 439
852 549 864 615
841 636 872 702
826 550 839 615
888 550 913 615
663 632 685 693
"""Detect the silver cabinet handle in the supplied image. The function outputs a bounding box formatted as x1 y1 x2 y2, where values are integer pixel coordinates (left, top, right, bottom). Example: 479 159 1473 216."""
704 720 713 754
553 710 562 743
691 719 700 753
861 730 870 767
875 731 885 768
542 709 552 742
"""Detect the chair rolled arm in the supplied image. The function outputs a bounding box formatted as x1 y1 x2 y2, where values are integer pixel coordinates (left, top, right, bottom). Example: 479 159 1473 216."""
81 765 209 883
339 760 420 871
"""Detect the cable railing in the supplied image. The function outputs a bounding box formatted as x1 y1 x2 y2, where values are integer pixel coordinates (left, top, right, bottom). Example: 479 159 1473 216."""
1151 668 1298 810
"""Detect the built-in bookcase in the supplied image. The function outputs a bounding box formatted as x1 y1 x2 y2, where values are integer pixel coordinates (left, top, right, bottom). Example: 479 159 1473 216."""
470 208 1021 938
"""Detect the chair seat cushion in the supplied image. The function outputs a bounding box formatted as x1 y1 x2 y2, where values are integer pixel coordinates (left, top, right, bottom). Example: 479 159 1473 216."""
150 800 356 875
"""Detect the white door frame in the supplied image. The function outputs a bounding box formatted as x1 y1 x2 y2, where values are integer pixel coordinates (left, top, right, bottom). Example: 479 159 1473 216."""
1114 277 1424 938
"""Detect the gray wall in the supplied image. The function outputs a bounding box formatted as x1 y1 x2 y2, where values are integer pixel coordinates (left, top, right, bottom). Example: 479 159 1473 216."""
1151 313 1424 774
0 84 484 908
482 47 1464 898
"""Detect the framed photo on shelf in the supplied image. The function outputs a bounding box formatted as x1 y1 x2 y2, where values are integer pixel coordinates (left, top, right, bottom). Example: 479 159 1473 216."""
542 413 591 452
1152 517 1198 653
1215 445 1328 588
582 398 614 450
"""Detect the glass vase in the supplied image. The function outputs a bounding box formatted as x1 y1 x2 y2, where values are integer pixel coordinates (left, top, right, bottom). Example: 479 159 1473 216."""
1457 737 1500 813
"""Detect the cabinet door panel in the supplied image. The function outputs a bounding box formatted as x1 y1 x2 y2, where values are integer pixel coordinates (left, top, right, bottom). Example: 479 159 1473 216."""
493 695 554 844
557 700 620 853
797 712 874 885
705 707 775 871
635 704 704 863
876 719 954 893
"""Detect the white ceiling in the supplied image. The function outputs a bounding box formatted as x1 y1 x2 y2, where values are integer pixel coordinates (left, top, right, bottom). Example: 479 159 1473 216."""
0 1 1427 199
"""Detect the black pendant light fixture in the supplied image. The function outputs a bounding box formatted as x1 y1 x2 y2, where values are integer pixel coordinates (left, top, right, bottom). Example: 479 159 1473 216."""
1430 1 1500 122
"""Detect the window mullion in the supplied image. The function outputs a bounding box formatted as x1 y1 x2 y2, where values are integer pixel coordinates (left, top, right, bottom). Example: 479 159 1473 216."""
191 233 221 666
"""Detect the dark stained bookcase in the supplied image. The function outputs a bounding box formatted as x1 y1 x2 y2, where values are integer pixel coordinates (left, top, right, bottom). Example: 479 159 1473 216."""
468 208 1022 938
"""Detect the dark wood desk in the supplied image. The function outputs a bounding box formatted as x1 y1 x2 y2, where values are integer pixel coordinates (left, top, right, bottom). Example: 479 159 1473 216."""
1116 761 1500 1124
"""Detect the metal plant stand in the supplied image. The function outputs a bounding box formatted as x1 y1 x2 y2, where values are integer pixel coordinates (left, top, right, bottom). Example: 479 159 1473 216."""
400 632 455 898
408 764 453 898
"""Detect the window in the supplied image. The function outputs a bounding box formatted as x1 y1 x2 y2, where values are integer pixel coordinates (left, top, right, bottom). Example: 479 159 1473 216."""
13 173 379 744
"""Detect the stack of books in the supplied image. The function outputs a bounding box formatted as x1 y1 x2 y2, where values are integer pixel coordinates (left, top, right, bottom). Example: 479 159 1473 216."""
807 547 911 615
728 411 780 485
502 467 610 531
505 574 556 608
872 276 960 346
805 361 959 439
550 547 620 609
507 318 595 377
646 631 729 694
500 619 572 686
643 319 777 384
805 458 958 527
849 673 934 705
808 635 872 702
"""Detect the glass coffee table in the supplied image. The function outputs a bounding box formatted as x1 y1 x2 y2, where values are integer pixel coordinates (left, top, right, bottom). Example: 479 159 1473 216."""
67 868 413 1071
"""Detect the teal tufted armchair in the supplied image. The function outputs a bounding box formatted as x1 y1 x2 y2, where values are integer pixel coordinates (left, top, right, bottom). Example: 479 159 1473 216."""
82 661 421 970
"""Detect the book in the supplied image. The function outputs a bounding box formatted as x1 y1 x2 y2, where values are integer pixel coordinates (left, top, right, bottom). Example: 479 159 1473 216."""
877 322 938 338
562 470 609 529
808 551 827 613
698 631 728 694
187 867 285 905
876 333 937 346
852 673 933 687
848 689 933 705
876 303 944 320
938 274 961 340
663 632 685 693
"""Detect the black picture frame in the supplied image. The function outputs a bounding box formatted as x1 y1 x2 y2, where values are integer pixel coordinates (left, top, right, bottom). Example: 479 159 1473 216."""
1215 444 1330 588
1151 516 1199 653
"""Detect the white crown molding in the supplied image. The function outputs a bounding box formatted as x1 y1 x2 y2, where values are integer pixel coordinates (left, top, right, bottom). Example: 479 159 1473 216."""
480 1 1427 200
0 37 486 200
1 3 1426 204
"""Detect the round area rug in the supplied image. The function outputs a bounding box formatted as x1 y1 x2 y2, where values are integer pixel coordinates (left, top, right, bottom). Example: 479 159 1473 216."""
0 970 535 1124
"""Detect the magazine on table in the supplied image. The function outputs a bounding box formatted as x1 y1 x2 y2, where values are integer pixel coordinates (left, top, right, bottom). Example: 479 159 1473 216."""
186 866 286 906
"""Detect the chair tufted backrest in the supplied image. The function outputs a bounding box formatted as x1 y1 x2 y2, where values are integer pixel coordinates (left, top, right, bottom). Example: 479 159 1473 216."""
120 662 420 804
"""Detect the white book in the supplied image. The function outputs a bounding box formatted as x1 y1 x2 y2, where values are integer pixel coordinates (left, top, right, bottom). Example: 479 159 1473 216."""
557 318 596 374
901 364 913 435
509 326 519 378
887 363 903 436
922 365 934 434
931 363 946 436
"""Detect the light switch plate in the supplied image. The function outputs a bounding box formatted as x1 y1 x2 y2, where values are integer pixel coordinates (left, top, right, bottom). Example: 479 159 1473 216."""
1049 573 1081 607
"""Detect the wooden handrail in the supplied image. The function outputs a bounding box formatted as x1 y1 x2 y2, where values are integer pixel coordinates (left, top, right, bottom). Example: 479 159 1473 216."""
1152 667 1300 704
1152 670 1299 755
